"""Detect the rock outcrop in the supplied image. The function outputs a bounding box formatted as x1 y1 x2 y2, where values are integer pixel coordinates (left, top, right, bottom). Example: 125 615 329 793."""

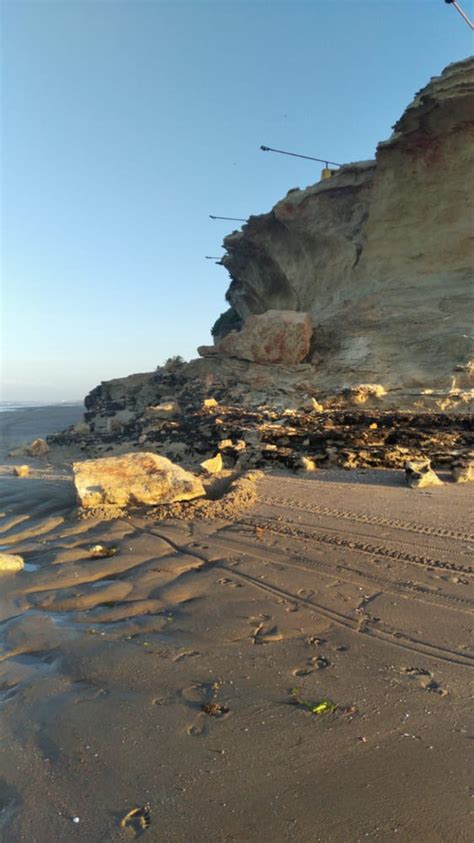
220 57 474 404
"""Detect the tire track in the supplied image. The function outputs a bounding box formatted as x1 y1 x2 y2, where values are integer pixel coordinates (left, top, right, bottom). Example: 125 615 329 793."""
217 562 474 670
259 493 474 543
240 515 474 575
212 530 474 612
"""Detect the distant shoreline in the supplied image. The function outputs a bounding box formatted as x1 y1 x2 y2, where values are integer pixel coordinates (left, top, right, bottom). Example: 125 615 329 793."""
0 401 84 413
0 403 84 456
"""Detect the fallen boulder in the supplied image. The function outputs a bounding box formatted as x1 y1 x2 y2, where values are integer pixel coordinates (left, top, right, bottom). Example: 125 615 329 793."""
73 452 205 509
0 554 24 574
27 438 49 456
217 310 312 365
451 458 473 483
405 459 443 489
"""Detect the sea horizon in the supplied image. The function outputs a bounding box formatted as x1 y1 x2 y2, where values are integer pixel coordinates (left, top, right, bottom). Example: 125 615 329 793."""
0 400 84 413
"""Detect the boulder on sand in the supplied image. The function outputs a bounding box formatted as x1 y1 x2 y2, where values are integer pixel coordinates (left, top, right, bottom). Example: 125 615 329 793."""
405 458 443 489
73 452 205 509
27 438 49 456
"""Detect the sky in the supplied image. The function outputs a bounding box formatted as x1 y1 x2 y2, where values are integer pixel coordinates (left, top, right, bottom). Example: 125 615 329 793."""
1 0 473 402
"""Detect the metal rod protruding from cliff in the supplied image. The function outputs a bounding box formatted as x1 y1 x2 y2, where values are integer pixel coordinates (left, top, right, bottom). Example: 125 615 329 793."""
445 0 474 30
209 215 248 222
260 145 341 168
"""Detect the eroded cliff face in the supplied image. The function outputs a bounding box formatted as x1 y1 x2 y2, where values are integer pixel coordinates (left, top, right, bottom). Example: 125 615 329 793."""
220 57 474 402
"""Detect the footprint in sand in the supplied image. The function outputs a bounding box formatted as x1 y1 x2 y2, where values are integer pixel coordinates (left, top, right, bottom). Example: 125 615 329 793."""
297 588 315 599
181 682 229 736
252 624 284 644
292 655 331 676
215 577 243 588
399 666 448 696
0 683 18 703
172 650 200 663
119 804 151 835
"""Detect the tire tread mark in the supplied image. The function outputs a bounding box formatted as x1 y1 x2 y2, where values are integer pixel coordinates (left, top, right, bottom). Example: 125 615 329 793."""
259 494 474 543
218 562 474 669
215 531 474 611
242 515 474 575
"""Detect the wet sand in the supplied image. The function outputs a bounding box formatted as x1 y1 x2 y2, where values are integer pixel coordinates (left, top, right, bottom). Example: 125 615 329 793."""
0 410 472 842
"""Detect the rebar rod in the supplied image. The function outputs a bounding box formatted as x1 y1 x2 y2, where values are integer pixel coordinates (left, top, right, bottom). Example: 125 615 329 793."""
260 145 341 167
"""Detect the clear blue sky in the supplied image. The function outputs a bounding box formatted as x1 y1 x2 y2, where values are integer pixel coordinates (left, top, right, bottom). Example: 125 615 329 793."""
2 0 472 401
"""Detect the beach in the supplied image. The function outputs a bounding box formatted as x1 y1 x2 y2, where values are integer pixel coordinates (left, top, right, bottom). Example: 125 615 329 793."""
0 407 472 842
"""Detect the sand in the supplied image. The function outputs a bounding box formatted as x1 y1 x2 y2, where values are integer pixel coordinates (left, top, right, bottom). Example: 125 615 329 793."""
0 408 472 842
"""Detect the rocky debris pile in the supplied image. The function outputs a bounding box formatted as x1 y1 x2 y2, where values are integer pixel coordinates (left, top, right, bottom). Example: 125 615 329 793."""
73 452 205 512
52 395 473 477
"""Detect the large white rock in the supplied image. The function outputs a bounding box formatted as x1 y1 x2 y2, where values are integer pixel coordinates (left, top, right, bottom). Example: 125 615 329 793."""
73 452 205 509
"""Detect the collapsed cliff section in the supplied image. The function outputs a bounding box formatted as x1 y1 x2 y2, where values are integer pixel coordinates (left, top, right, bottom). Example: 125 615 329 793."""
219 57 474 406
54 59 474 469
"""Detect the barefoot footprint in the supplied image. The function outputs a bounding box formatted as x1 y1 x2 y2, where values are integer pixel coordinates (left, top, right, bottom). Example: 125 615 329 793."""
182 682 229 736
292 656 331 676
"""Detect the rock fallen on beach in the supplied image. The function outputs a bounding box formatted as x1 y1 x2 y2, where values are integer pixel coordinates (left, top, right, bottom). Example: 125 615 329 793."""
73 452 205 509
405 459 443 489
451 459 473 483
200 453 223 474
0 554 24 573
27 438 49 456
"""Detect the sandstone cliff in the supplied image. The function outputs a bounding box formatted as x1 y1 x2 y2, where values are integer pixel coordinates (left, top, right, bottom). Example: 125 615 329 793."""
218 57 474 407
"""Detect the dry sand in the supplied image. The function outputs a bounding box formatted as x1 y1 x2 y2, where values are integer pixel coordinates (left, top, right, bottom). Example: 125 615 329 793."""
0 408 472 842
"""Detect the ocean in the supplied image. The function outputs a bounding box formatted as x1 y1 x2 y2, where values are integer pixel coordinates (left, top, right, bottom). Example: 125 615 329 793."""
0 401 83 413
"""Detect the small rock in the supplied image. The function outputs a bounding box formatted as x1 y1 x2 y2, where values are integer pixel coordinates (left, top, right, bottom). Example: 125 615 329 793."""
13 465 29 477
203 398 218 409
26 438 49 457
0 554 24 573
145 401 180 419
200 453 223 474
297 456 317 472
218 439 234 450
451 459 473 483
218 438 246 452
348 384 386 405
405 459 443 489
